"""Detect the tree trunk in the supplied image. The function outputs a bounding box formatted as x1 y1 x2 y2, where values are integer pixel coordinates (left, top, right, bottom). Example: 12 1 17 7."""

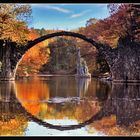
0 41 15 81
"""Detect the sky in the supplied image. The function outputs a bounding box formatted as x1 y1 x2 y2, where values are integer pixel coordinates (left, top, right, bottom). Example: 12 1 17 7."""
28 4 110 31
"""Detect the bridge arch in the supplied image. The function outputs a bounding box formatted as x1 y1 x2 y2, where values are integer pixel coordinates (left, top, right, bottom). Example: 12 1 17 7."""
15 31 112 78
0 31 112 81
16 32 140 82
1 31 139 82
25 31 111 54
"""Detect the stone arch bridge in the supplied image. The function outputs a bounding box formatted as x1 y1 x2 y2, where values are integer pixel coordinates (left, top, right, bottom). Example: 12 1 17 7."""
0 31 139 82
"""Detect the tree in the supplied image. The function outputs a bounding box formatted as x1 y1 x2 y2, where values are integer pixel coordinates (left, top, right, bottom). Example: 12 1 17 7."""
81 4 140 48
40 37 77 74
107 4 140 42
16 28 50 76
0 4 32 80
35 28 47 36
86 18 98 27
75 4 140 77
0 4 32 44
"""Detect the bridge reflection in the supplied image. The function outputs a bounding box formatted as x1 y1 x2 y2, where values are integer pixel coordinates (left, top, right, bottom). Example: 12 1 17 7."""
0 78 140 135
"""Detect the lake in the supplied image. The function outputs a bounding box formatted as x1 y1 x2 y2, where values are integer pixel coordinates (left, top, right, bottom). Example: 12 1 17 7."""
0 75 140 136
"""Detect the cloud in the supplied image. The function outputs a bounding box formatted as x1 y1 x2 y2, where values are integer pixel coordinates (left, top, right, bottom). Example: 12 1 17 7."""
45 5 71 13
70 10 91 18
31 4 71 14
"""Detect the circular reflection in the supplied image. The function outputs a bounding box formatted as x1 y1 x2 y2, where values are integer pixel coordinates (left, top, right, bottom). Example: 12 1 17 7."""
2 79 140 135
14 76 110 130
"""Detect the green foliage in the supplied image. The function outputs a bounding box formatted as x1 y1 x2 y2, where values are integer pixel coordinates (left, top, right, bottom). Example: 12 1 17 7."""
40 37 77 74
34 28 47 36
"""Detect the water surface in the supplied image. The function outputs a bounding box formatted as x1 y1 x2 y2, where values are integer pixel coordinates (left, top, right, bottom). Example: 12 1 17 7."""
0 76 140 136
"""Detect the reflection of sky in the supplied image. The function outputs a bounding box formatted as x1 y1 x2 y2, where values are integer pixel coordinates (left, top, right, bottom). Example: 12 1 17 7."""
25 120 105 136
44 119 79 125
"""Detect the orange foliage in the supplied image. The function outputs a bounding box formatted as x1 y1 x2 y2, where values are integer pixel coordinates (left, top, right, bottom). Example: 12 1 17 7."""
15 78 101 122
16 29 50 76
15 77 49 115
88 115 140 136
0 116 28 136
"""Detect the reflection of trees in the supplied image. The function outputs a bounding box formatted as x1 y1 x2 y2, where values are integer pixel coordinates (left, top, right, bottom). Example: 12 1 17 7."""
45 77 111 101
15 77 49 116
15 77 102 123
14 77 140 134
36 100 101 122
110 84 140 127
76 78 91 97
48 76 78 97
87 83 140 136
14 77 104 130
95 81 111 102
13 77 112 131
0 82 28 136
102 84 140 127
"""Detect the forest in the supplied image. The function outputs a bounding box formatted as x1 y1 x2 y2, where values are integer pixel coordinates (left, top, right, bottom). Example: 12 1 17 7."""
0 3 140 136
0 4 139 79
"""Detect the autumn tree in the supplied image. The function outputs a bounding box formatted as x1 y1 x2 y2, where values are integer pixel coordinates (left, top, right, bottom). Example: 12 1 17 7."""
81 4 139 48
16 28 50 76
0 4 32 80
0 4 32 44
107 4 140 43
76 4 140 77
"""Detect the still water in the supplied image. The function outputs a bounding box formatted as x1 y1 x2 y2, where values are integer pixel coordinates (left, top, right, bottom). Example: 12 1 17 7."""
0 75 140 136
